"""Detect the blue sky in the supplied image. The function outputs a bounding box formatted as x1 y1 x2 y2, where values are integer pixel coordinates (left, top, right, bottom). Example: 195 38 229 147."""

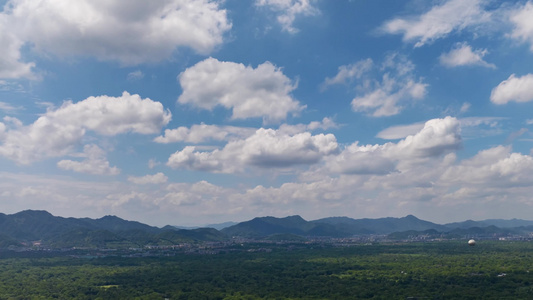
2 0 533 226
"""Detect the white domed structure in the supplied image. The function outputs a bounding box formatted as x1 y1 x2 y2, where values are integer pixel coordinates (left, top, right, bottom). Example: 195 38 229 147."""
468 239 476 246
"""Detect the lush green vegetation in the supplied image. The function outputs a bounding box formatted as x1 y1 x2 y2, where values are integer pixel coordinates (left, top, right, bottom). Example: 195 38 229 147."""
1 241 533 299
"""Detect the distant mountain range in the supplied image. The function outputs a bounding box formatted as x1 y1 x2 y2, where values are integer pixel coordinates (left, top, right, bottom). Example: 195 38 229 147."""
220 215 533 238
1 210 533 248
0 210 225 248
173 221 238 231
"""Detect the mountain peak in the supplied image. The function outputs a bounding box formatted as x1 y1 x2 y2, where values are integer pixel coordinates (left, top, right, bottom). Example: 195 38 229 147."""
13 210 54 218
99 215 122 220
283 215 306 221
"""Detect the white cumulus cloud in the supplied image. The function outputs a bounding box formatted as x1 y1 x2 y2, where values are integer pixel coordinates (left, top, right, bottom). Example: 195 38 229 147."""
351 79 427 117
0 16 34 79
242 129 338 168
155 118 339 144
3 116 24 128
50 91 171 135
0 91 171 164
440 43 495 68
376 122 425 140
128 172 168 184
350 55 427 117
510 1 533 52
491 74 533 104
460 102 471 113
382 0 491 47
0 122 5 141
167 146 225 172
163 181 236 209
57 144 120 175
0 102 21 112
178 57 305 123
393 117 462 159
256 0 319 33
321 59 373 90
127 70 144 81
277 117 339 135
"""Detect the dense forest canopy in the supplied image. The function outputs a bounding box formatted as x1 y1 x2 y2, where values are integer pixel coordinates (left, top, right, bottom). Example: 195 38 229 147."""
1 241 532 299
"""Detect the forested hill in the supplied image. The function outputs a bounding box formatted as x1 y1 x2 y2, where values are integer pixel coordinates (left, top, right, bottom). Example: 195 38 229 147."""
312 215 450 235
220 214 450 238
444 218 533 229
220 215 349 238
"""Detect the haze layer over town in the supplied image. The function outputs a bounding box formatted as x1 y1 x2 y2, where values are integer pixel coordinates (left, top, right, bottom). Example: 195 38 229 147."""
1 0 533 227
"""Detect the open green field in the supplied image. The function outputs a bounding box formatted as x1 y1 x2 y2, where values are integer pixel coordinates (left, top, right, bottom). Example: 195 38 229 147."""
1 241 533 299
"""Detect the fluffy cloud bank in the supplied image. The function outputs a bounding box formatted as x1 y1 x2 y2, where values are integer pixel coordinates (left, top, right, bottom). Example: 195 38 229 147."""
155 117 338 145
166 117 459 175
441 145 533 188
0 92 171 164
155 124 256 144
326 117 461 175
0 0 231 78
162 143 533 223
167 128 338 173
178 58 304 123
5 115 533 225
